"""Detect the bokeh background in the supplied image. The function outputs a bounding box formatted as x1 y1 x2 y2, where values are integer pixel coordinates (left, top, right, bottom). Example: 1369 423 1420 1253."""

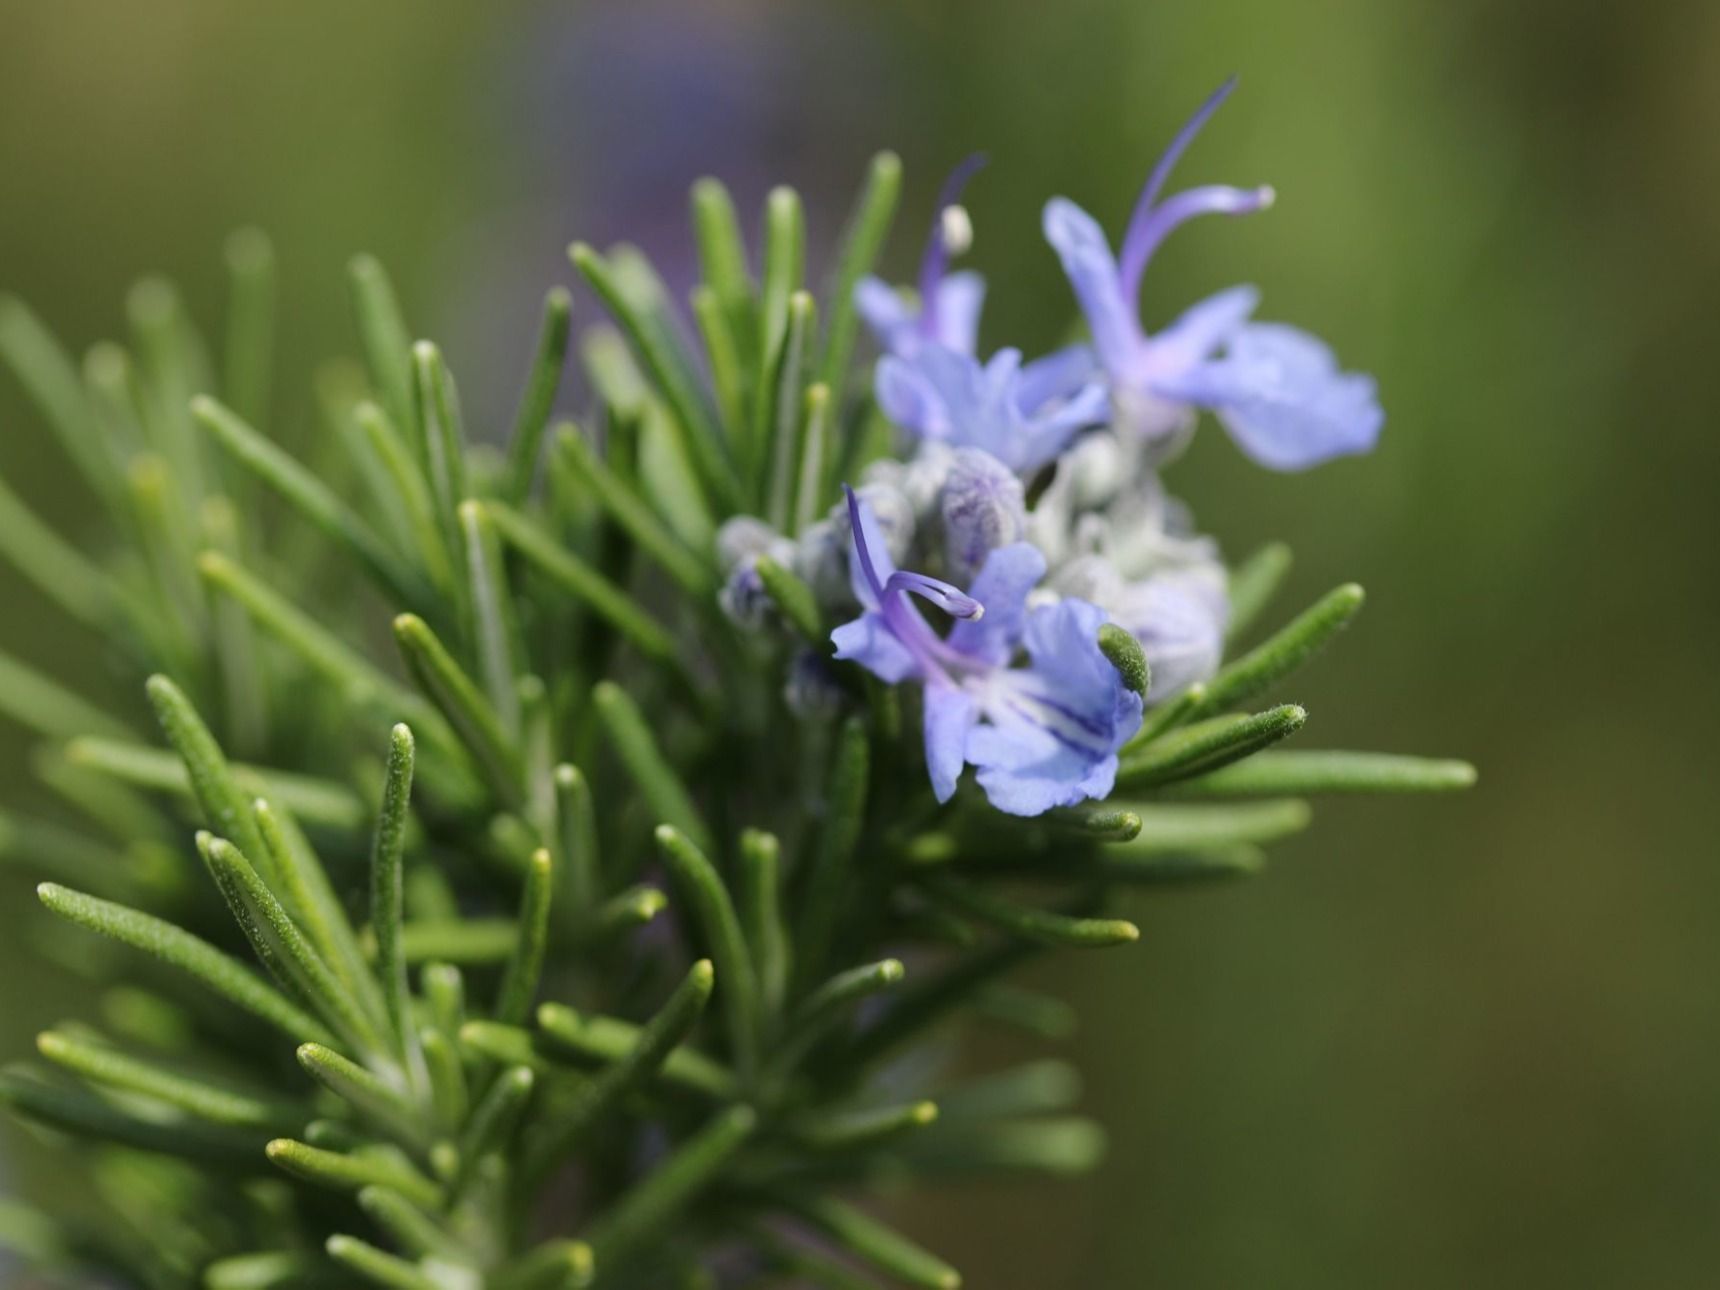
3 1 1718 1286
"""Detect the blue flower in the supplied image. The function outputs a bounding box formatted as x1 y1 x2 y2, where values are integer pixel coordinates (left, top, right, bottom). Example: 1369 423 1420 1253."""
830 487 1143 816
875 344 1108 476
858 157 1109 475
857 154 989 359
1043 77 1383 470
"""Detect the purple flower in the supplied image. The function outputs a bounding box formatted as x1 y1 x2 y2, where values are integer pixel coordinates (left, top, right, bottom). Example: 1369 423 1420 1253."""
830 488 1142 816
1043 77 1383 470
856 154 989 359
875 344 1108 476
858 157 1108 476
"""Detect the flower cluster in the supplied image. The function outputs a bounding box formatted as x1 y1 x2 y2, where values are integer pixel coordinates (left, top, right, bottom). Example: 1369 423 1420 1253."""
719 79 1383 816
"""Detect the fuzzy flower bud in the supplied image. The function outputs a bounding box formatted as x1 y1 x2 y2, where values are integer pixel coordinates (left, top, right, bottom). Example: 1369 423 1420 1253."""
938 447 1026 583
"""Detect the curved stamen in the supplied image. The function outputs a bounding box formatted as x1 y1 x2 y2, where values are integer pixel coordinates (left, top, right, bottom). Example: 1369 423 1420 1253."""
885 571 984 621
842 485 988 680
1120 183 1274 306
917 153 988 338
1126 77 1239 245
843 484 889 605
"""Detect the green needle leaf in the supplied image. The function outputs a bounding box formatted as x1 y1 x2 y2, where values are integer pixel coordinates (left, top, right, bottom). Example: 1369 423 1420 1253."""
266 1139 443 1211
764 291 816 531
36 883 333 1045
357 1186 468 1264
192 395 430 608
459 499 524 734
494 847 554 1025
324 1234 439 1290
203 1252 327 1289
655 828 759 1076
371 724 415 1049
222 228 276 427
797 716 869 988
526 1003 737 1102
295 1043 425 1146
919 875 1139 948
200 836 387 1058
528 959 714 1179
393 612 523 805
408 340 469 581
594 681 711 854
395 920 519 965
253 798 383 1023
754 553 826 645
353 399 452 593
546 424 713 595
487 499 688 677
817 150 903 399
1116 704 1308 790
1117 800 1312 850
738 828 790 1021
1167 749 1479 796
690 177 754 330
781 1195 961 1290
553 764 602 926
570 242 741 511
0 1069 268 1164
35 1029 304 1130
418 1025 467 1134
196 550 450 745
583 1104 756 1272
0 295 121 505
589 885 668 940
489 1239 595 1290
1225 541 1293 644
65 736 366 832
0 471 122 630
505 286 574 503
0 648 134 741
792 1099 939 1152
1194 583 1365 718
146 674 269 873
1043 802 1142 842
456 1065 534 1191
691 285 749 444
347 254 418 440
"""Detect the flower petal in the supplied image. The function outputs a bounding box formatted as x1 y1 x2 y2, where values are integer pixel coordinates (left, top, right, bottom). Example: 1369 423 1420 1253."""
1043 197 1141 377
831 611 920 684
947 542 1046 666
1153 321 1383 471
923 683 976 803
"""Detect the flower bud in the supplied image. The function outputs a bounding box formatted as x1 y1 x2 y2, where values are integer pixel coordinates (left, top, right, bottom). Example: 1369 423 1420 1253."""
938 447 1025 582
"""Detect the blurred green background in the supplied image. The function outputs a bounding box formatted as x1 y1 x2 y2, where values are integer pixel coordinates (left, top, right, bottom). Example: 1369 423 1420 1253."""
3 1 1717 1286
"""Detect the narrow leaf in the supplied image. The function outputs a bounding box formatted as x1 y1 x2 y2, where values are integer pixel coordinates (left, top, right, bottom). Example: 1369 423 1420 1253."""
505 286 574 503
1167 749 1479 796
1193 583 1364 717
1116 704 1308 789
494 848 554 1025
266 1139 443 1210
36 883 333 1045
816 150 903 398
393 612 522 805
1225 541 1293 644
919 875 1138 948
583 1104 756 1270
192 395 429 607
593 681 711 853
35 1028 303 1129
782 1195 960 1290
528 959 714 1177
655 828 759 1074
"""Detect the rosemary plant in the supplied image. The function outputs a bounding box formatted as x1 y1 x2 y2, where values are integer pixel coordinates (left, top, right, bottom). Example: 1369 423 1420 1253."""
0 82 1472 1289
